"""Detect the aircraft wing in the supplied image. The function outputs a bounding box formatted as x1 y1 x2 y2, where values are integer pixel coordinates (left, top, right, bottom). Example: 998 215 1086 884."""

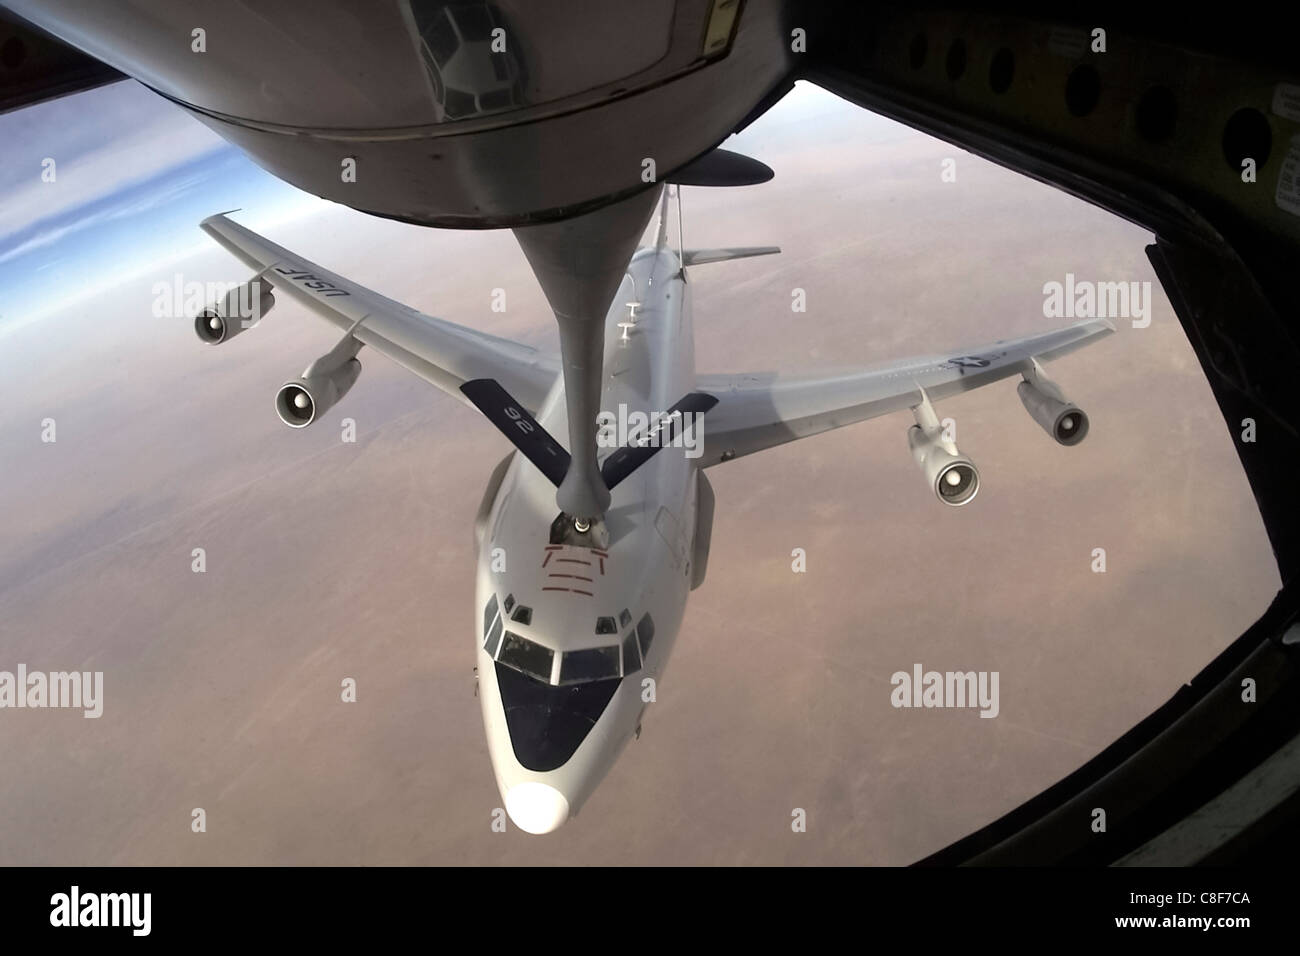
694 318 1115 467
199 214 560 413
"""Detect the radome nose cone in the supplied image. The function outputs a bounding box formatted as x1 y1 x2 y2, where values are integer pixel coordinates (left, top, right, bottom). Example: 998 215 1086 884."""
505 783 571 834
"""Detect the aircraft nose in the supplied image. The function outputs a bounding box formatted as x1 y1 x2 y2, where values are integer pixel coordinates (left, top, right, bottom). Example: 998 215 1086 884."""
505 782 571 834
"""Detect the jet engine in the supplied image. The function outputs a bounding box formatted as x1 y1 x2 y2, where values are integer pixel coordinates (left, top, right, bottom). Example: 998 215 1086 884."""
907 389 980 506
275 333 363 428
1017 360 1089 446
193 279 275 344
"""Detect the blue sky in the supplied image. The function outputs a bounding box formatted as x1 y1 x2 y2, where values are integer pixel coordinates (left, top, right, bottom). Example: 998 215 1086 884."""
0 81 317 329
0 79 896 333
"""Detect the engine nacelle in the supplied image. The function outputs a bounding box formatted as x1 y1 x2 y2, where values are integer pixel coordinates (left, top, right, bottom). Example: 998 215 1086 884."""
908 424 981 506
276 360 361 428
194 279 275 344
1017 371 1089 446
275 332 364 428
906 388 979 506
907 388 979 505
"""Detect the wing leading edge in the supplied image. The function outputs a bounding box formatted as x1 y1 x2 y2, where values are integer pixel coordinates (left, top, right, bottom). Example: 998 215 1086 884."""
199 214 560 414
695 318 1115 467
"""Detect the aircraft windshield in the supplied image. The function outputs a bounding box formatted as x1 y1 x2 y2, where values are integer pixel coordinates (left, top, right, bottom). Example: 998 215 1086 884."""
559 646 621 684
485 598 646 686
498 631 553 683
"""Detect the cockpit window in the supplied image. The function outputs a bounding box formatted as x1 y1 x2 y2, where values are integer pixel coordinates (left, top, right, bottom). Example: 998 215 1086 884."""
595 616 617 635
637 613 655 657
619 608 632 629
503 593 515 615
511 605 532 626
483 594 498 638
485 614 503 657
444 88 477 119
559 646 621 684
453 4 493 43
498 631 553 683
421 8 459 68
622 630 642 673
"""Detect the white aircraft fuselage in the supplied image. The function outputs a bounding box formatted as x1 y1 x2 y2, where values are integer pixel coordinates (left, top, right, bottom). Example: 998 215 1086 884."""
475 245 696 833
191 177 1109 840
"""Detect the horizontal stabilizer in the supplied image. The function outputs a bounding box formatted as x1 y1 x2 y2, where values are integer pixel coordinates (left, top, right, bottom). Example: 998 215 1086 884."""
600 392 719 489
461 379 570 486
682 246 781 267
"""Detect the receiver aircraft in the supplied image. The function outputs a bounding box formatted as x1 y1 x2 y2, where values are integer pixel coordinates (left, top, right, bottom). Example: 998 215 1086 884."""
194 173 1111 832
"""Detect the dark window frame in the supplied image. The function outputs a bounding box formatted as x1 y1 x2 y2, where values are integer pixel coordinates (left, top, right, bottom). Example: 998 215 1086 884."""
498 630 554 683
559 646 621 685
485 614 504 657
637 613 655 658
622 630 642 673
